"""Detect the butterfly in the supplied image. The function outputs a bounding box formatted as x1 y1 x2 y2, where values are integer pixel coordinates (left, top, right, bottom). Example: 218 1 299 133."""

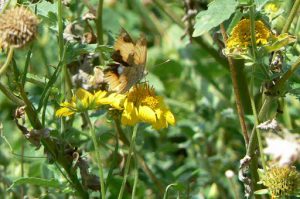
104 29 147 93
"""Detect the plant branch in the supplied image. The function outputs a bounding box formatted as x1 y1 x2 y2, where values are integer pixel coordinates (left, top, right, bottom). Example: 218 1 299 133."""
118 124 139 199
84 111 106 199
0 48 14 76
220 24 249 146
248 0 266 171
0 82 24 106
114 118 164 196
96 0 104 45
282 0 300 34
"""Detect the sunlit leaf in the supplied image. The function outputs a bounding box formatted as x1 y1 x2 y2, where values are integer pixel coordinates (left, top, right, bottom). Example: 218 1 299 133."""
193 0 238 37
7 177 61 191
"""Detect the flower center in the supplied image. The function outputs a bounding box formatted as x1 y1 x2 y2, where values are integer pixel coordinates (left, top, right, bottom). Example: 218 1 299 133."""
127 84 158 108
141 96 159 109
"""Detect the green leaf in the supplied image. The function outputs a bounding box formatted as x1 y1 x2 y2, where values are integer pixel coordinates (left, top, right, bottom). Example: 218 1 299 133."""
193 0 238 37
35 1 58 18
65 43 98 64
7 177 61 191
263 34 296 53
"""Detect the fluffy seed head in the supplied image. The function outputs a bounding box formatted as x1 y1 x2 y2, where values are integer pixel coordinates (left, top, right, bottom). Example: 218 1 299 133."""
0 7 39 48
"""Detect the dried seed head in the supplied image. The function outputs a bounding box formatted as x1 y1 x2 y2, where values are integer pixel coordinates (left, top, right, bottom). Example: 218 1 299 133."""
0 7 39 48
261 166 300 198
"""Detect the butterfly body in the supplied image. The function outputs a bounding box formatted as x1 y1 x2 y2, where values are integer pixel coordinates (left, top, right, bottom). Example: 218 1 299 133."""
105 29 147 93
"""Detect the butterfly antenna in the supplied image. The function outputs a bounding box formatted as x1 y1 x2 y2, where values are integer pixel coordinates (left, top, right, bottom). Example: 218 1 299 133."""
153 59 171 67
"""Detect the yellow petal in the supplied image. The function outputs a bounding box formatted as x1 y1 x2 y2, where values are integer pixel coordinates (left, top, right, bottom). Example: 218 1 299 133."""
76 88 93 100
56 107 75 117
138 106 156 124
94 90 107 99
121 101 139 126
121 109 139 126
165 110 175 125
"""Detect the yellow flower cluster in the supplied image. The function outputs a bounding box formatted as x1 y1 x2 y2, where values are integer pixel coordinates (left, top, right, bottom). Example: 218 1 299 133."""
56 84 175 130
226 19 273 51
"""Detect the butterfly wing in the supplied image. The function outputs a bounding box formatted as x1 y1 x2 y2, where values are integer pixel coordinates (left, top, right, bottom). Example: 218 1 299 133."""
105 30 147 93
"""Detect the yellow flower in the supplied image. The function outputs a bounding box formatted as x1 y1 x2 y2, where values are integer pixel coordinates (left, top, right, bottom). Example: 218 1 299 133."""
260 166 300 198
226 19 273 52
121 84 175 129
56 88 99 117
56 88 124 117
264 3 279 14
95 92 126 110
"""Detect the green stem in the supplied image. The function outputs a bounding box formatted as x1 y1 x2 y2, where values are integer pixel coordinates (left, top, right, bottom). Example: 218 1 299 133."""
118 124 139 199
84 111 106 199
114 118 164 196
152 0 184 28
249 2 257 60
0 82 24 105
57 0 64 60
131 151 138 199
96 0 104 45
272 56 300 94
248 77 267 171
0 48 14 76
281 0 300 34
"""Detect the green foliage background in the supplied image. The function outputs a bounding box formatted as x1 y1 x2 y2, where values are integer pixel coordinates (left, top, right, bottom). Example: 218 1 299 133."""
0 0 300 198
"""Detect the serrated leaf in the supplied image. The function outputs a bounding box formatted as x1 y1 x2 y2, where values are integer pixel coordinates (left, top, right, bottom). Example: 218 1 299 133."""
7 177 61 191
30 1 58 21
193 0 238 37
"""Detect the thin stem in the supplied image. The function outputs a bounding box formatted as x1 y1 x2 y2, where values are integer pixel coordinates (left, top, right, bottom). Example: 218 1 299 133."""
249 2 257 60
21 46 33 86
282 0 300 34
84 111 106 199
0 48 14 76
249 77 267 171
248 1 267 171
132 151 138 199
96 0 104 45
220 24 249 146
114 118 164 196
57 0 64 60
152 0 184 28
0 82 24 105
118 124 139 199
272 56 300 93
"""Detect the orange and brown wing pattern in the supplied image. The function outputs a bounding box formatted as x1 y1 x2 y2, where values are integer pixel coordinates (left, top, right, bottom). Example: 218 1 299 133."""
104 29 147 93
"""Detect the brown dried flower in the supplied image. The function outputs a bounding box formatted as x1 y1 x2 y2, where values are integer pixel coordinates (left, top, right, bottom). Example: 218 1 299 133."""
0 7 39 48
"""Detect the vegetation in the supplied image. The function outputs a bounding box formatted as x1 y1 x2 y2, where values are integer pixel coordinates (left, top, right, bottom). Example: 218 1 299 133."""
0 0 300 198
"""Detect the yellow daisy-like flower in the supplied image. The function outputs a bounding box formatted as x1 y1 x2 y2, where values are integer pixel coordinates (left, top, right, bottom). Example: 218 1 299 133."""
56 88 100 117
56 88 125 117
226 19 274 51
121 84 175 129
